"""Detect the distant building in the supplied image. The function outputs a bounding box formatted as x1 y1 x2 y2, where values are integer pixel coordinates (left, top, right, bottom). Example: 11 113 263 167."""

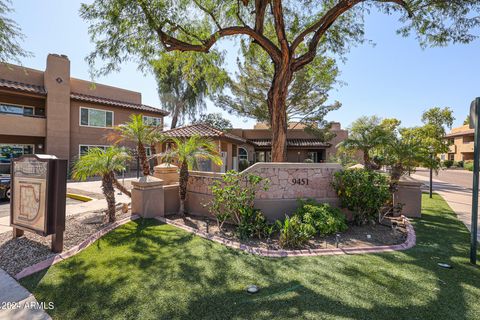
159 122 348 172
442 124 474 162
0 54 168 173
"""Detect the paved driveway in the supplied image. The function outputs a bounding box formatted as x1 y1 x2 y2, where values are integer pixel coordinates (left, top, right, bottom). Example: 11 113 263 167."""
411 170 479 242
414 168 473 189
0 201 9 218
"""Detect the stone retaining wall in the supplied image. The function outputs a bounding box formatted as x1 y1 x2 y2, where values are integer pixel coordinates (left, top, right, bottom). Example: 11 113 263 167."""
186 163 342 221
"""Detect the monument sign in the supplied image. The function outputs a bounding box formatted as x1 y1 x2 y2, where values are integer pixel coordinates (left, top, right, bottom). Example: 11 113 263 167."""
10 154 67 252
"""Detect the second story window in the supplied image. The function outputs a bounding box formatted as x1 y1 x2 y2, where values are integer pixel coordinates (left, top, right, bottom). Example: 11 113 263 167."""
143 115 162 127
80 107 114 128
0 103 44 117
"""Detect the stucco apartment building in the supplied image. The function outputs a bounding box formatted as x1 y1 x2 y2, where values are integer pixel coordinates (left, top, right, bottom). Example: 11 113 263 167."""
442 124 474 162
0 54 168 173
160 121 348 172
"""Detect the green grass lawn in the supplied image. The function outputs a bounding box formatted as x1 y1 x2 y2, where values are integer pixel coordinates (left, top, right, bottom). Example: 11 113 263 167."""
22 194 480 320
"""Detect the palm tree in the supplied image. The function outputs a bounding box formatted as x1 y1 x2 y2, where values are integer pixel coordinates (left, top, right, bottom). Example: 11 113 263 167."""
161 135 222 215
72 147 131 223
337 116 397 170
110 114 162 177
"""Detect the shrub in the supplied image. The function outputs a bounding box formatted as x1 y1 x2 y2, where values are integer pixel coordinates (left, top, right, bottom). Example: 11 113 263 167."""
443 160 453 168
209 170 269 234
332 169 390 224
456 160 464 168
276 215 315 249
303 158 314 163
236 207 271 240
295 199 347 236
239 159 250 171
464 160 474 171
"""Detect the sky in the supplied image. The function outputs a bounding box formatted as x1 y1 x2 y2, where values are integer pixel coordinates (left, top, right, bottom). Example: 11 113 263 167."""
8 1 480 130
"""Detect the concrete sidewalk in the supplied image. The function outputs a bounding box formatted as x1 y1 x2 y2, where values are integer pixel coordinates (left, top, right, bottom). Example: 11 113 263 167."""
411 173 480 242
0 268 51 320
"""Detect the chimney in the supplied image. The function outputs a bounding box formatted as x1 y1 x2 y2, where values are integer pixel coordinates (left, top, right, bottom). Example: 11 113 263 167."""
44 54 71 160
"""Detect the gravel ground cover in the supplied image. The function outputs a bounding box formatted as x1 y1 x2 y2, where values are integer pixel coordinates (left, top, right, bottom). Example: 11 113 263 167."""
0 210 131 276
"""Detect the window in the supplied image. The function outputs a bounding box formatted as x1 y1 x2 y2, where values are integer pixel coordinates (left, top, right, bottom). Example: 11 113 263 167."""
79 145 109 156
0 144 34 164
238 147 248 161
463 135 474 144
254 151 271 162
143 115 162 127
80 107 114 128
449 154 455 161
0 103 42 117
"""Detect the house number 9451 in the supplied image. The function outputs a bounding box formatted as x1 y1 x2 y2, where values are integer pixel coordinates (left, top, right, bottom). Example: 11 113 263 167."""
291 178 309 185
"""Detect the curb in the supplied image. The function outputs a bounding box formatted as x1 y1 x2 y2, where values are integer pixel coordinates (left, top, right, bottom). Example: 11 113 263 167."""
155 215 416 258
15 215 140 280
66 193 94 202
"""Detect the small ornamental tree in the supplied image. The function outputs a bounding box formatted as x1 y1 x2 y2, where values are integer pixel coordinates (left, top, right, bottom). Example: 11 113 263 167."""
72 147 131 223
161 135 223 215
332 169 390 224
209 171 269 232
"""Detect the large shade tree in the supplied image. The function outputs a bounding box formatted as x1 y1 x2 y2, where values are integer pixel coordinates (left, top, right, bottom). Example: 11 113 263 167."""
154 51 228 129
81 0 480 161
214 39 340 133
0 0 31 63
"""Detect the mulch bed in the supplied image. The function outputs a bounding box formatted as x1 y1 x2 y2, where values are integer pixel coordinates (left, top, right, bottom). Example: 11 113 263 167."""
0 210 131 277
167 214 407 251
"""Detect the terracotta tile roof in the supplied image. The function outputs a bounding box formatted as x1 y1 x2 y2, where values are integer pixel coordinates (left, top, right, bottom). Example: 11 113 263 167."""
0 79 46 95
250 138 330 148
71 92 169 116
162 124 247 144
445 129 474 138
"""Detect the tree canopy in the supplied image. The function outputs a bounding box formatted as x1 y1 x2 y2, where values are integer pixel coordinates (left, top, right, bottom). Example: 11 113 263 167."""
153 51 228 129
214 39 340 127
192 113 233 131
81 0 480 161
0 0 30 64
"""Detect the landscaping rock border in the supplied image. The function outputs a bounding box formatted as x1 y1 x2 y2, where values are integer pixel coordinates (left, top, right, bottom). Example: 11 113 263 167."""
14 215 140 280
155 215 416 257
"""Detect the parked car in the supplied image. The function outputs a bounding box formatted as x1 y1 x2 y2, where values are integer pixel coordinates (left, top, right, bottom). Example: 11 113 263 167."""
0 175 10 200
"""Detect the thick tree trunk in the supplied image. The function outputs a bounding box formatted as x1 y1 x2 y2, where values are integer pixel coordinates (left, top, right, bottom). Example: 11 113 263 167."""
178 161 189 216
102 172 116 223
150 144 158 167
267 64 292 162
113 176 131 197
170 102 181 129
138 142 150 176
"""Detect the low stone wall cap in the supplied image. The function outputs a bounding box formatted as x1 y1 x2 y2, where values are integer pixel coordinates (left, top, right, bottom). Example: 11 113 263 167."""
132 175 165 188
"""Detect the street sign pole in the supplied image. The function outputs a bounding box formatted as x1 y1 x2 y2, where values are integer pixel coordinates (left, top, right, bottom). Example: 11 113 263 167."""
469 98 480 264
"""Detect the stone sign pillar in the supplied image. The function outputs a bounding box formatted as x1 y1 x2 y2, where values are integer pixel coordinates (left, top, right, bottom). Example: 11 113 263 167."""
131 176 166 218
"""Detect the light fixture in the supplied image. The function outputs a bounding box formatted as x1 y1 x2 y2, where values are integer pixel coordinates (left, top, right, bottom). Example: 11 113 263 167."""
246 285 259 294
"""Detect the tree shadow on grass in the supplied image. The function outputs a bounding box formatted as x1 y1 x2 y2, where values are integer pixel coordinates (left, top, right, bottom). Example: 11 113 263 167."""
20 195 480 319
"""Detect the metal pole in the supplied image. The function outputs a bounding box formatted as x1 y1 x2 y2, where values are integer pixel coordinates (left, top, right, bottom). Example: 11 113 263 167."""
470 98 480 265
429 156 433 199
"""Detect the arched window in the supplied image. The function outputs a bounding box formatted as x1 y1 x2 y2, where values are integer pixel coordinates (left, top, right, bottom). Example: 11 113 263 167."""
238 147 248 161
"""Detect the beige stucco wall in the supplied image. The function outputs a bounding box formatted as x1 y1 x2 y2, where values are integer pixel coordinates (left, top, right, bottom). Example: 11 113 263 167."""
184 162 341 221
0 114 46 137
70 78 141 104
0 63 44 87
